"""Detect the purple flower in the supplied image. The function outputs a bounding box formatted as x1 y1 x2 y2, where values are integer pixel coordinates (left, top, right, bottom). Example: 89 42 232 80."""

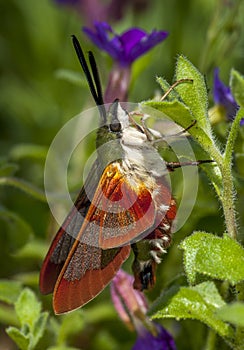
83 22 168 67
83 22 168 102
133 324 177 350
111 269 148 329
111 270 176 350
213 68 239 122
53 0 110 25
54 0 149 24
54 0 78 4
54 0 79 4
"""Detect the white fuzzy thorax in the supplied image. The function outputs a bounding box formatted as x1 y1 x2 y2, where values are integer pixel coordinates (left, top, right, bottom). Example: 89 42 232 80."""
116 103 168 179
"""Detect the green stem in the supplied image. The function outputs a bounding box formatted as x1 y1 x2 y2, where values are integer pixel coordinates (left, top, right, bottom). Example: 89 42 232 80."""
204 106 243 240
0 176 47 202
221 109 243 240
204 142 223 196
210 155 237 240
203 138 237 239
220 162 237 240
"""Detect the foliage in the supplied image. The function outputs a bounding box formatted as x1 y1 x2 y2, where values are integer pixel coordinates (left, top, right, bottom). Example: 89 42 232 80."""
0 0 244 349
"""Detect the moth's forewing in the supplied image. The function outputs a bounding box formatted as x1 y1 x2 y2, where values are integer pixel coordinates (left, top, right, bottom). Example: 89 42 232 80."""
78 161 157 250
53 243 130 314
40 160 100 294
39 208 77 294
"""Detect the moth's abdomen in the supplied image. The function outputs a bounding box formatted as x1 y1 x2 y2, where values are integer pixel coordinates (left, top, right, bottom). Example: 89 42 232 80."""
132 196 176 291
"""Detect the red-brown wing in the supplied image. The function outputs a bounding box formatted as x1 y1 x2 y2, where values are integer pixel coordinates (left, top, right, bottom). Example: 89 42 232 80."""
39 207 77 294
53 242 130 314
77 161 157 249
40 160 100 294
40 160 164 304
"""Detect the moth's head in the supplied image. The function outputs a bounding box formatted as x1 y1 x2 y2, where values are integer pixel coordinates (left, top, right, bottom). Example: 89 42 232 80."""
106 99 130 134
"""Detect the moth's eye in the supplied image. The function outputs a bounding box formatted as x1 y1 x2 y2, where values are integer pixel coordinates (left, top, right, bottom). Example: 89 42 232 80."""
110 121 121 132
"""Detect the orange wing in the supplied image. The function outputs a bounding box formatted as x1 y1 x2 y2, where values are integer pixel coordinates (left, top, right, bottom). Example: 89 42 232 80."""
76 161 158 249
40 160 169 313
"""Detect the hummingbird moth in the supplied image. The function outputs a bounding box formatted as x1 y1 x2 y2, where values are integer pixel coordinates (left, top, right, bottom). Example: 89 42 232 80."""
40 35 208 314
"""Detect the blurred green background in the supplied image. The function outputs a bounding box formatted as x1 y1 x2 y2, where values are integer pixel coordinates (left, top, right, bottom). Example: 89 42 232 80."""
0 0 244 349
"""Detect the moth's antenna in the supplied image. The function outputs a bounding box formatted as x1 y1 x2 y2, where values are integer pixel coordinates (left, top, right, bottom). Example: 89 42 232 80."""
71 35 106 123
88 51 104 107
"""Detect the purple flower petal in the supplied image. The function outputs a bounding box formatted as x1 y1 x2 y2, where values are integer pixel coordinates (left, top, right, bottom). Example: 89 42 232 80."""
83 22 168 66
83 22 117 57
213 68 239 121
118 28 148 54
54 0 79 4
128 30 168 63
132 324 177 350
111 270 176 349
110 269 148 327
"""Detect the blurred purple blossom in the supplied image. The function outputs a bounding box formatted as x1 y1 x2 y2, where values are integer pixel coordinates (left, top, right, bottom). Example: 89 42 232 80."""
83 22 168 67
213 68 241 123
132 324 177 350
53 0 149 24
55 0 78 4
111 270 176 350
83 22 168 102
111 269 148 329
54 0 113 24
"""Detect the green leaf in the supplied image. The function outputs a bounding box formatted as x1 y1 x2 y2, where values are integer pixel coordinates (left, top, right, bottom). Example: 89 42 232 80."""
217 302 244 327
230 69 244 107
15 289 41 330
180 232 244 285
6 326 30 350
156 76 180 101
193 281 226 308
175 55 212 135
144 56 213 138
0 279 22 304
143 99 214 150
151 281 234 340
32 312 49 349
8 289 48 350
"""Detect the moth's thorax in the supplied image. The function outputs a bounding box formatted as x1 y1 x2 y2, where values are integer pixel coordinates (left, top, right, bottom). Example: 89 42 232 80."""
97 102 168 180
121 126 168 179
